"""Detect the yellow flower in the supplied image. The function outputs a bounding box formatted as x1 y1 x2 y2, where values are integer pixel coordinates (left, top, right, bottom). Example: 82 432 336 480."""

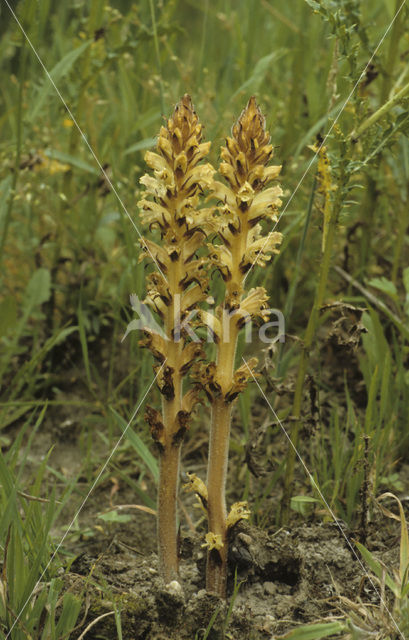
32 151 70 175
183 472 208 500
202 532 224 551
226 502 251 528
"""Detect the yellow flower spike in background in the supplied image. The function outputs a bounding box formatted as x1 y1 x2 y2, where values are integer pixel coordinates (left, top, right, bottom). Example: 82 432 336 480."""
201 96 283 598
33 150 70 175
316 144 333 254
138 95 215 584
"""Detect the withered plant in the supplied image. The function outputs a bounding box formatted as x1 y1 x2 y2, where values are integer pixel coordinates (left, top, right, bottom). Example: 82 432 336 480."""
196 97 283 596
137 95 215 583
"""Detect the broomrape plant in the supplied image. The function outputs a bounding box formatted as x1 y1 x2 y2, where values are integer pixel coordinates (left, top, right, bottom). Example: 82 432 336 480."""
137 95 282 597
138 95 215 583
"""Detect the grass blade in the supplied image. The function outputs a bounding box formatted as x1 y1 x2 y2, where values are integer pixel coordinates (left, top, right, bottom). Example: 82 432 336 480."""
279 621 346 639
28 39 92 121
109 406 159 482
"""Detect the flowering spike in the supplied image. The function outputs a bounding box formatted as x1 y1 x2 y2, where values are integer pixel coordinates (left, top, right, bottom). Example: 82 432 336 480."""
137 96 214 584
205 97 283 597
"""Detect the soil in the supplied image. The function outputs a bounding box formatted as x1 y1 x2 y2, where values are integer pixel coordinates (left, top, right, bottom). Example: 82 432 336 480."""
60 507 403 640
4 334 407 640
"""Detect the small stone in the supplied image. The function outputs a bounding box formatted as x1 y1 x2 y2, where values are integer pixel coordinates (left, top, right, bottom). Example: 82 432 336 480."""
166 580 183 597
260 614 276 632
263 581 276 595
252 583 263 594
237 532 252 546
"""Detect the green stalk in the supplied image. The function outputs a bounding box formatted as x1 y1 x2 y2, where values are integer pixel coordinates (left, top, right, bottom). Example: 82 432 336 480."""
198 0 209 85
148 0 165 114
0 30 28 269
359 174 377 274
281 1 308 156
62 0 106 199
279 175 345 525
335 265 409 342
277 177 317 377
381 0 405 104
391 194 409 285
350 79 409 141
45 0 106 334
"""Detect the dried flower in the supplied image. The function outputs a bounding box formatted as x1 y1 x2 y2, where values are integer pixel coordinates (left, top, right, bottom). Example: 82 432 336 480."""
226 502 251 528
202 532 224 551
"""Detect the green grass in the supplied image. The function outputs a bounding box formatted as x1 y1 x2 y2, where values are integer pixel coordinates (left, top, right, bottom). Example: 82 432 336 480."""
1 0 409 637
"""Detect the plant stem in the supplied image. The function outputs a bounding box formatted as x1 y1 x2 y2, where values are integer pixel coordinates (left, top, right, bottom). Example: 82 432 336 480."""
206 189 246 596
351 79 409 140
280 181 344 525
157 256 184 582
335 265 409 341
206 322 238 597
391 196 409 285
381 0 405 104
157 356 183 581
138 96 213 583
204 97 282 596
0 31 28 269
149 0 165 114
359 174 377 274
158 427 181 582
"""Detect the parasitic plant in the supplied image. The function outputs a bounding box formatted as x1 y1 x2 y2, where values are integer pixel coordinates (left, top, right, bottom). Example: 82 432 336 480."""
136 95 282 598
137 95 215 583
198 97 283 596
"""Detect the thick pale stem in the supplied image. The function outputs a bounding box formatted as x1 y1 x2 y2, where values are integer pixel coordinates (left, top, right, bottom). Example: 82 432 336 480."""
158 441 181 582
206 186 249 596
206 316 238 596
139 95 212 584
157 258 183 582
206 398 233 596
204 96 281 597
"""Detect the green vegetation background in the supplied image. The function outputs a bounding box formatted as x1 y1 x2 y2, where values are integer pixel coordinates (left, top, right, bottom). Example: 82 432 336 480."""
0 0 409 637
